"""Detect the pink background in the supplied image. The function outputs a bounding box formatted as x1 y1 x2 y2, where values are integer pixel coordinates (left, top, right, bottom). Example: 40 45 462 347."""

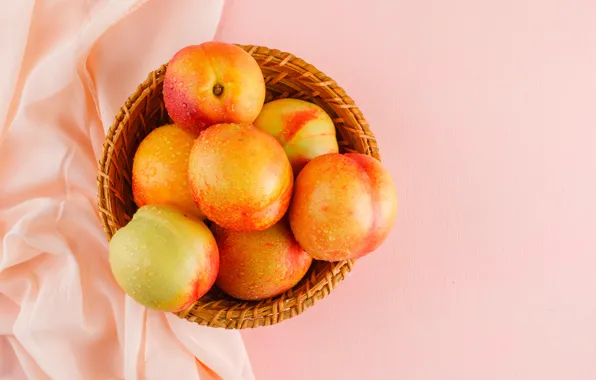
217 0 596 379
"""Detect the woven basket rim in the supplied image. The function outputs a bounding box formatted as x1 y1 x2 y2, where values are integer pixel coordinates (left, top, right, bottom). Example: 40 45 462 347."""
97 43 377 329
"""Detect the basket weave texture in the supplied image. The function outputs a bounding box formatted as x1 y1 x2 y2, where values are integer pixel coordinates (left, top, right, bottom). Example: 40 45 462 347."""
97 44 379 329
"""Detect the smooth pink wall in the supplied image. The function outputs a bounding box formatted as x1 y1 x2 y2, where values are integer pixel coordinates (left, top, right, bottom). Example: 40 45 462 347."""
217 1 596 379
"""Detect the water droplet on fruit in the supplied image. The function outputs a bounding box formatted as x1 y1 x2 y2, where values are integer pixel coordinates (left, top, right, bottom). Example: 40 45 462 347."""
186 112 191 116
182 103 188 108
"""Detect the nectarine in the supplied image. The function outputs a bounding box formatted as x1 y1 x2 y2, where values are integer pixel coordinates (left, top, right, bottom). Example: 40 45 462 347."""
188 123 293 231
289 153 398 261
163 41 266 136
109 205 219 312
132 124 203 219
253 98 339 175
212 220 312 301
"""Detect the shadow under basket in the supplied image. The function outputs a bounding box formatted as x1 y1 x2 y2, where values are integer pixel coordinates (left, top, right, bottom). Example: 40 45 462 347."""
97 44 380 329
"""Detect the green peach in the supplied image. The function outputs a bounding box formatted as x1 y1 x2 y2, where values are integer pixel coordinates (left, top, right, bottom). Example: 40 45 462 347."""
109 205 219 312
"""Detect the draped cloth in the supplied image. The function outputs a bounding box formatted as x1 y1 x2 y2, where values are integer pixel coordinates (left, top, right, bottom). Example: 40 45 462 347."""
0 1 254 378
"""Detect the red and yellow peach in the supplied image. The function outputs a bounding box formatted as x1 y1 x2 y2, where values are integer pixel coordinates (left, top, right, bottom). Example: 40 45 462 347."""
289 153 398 261
253 98 339 175
132 124 204 219
212 220 312 301
188 123 293 231
163 41 266 136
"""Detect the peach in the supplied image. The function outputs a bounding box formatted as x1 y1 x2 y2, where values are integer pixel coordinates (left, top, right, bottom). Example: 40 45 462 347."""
188 123 293 231
132 124 203 219
289 153 398 261
109 205 219 312
163 41 266 136
253 98 339 175
212 220 312 301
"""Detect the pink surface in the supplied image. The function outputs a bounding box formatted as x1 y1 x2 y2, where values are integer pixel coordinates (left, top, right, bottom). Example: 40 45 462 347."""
2 0 595 379
217 0 596 379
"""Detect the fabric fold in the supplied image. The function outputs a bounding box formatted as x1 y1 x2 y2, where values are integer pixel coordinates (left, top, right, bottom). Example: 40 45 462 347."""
0 0 254 379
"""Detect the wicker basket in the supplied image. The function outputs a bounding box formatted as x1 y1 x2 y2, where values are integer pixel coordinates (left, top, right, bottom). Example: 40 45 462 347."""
97 44 379 329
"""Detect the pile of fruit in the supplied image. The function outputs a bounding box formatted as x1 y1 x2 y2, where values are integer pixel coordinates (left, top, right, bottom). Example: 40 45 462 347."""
108 41 398 313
